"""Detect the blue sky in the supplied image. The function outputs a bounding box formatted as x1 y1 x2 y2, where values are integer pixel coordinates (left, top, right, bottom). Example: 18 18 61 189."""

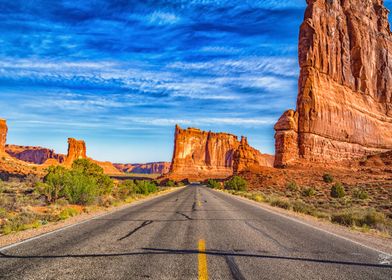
1 0 391 163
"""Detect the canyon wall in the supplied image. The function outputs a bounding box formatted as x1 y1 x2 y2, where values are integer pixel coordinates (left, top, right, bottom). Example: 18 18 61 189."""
274 0 392 167
168 125 273 180
0 119 7 153
114 162 171 174
6 145 66 164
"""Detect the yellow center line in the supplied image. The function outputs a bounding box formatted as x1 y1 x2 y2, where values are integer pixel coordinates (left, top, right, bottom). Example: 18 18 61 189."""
198 239 208 280
197 200 202 207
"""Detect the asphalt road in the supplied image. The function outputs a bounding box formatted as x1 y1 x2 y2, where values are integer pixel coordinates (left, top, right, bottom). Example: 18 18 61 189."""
0 185 391 279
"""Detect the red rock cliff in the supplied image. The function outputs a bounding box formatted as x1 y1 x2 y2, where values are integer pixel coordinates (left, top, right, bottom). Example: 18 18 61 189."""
6 145 66 164
0 119 7 153
64 138 87 166
169 125 273 180
275 0 392 167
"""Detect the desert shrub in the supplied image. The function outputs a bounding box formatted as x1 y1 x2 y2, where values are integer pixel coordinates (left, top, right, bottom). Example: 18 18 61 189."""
207 179 221 189
323 173 334 183
331 182 345 198
292 200 315 215
331 209 387 230
224 176 247 191
286 181 298 192
251 193 265 202
302 187 316 197
62 172 99 205
72 159 113 195
165 180 176 187
134 180 157 195
353 188 369 200
1 211 39 234
58 207 80 220
116 180 136 199
270 198 291 210
39 166 70 203
0 207 6 219
176 181 185 187
331 211 356 226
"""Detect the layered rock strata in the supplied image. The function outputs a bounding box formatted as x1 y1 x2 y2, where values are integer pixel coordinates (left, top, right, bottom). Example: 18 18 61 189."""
274 0 392 167
114 162 171 174
6 145 66 164
168 125 273 180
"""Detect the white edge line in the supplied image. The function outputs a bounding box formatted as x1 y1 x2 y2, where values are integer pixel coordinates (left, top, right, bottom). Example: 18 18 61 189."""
0 187 184 252
212 188 392 258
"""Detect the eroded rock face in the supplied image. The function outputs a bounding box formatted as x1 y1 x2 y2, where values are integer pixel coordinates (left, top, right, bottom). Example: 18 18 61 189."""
114 162 171 174
6 145 66 164
275 0 392 167
169 125 272 180
64 138 87 166
233 137 274 173
0 119 7 153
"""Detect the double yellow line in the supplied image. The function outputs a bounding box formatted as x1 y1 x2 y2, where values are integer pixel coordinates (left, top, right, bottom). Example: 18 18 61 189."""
198 239 208 280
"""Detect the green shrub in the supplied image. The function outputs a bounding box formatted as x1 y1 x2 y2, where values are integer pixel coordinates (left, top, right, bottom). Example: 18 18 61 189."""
62 172 99 205
292 200 315 215
270 198 291 210
116 180 136 199
302 187 316 197
286 181 298 192
59 207 80 220
165 180 176 187
224 176 247 191
39 166 69 203
353 188 369 200
134 180 157 195
331 182 345 198
331 209 387 230
251 193 265 202
207 179 221 189
323 173 334 183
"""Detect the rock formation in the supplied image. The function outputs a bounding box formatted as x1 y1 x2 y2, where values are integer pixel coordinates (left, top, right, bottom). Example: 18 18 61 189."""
0 119 7 153
233 136 274 173
168 125 273 180
6 145 66 164
274 0 392 167
114 162 171 174
64 138 87 166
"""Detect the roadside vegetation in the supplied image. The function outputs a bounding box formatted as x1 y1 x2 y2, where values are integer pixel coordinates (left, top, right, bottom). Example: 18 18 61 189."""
206 175 392 236
0 159 175 236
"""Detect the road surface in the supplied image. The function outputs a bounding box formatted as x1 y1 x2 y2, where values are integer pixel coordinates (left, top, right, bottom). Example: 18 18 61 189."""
0 185 391 279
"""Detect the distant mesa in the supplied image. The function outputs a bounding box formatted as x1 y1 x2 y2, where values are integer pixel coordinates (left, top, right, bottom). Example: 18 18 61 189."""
0 119 121 176
274 0 392 167
166 125 274 181
114 162 171 175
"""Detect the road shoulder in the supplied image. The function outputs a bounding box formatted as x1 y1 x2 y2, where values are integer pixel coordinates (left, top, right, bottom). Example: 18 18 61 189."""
0 187 185 250
212 188 392 256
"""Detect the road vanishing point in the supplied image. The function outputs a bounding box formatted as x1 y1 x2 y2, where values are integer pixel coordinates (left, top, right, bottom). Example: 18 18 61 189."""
0 185 391 279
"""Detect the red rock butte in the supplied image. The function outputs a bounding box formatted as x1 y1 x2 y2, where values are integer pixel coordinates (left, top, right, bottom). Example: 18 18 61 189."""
168 125 273 180
64 138 87 166
0 119 7 153
274 0 392 167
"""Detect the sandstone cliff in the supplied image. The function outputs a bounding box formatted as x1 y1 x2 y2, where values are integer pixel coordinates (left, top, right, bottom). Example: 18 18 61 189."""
275 0 392 167
64 138 87 166
0 119 7 153
168 125 273 180
114 162 171 174
6 145 66 164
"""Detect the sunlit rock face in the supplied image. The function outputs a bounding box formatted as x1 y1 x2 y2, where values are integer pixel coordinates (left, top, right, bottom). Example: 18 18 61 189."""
6 145 66 164
275 0 392 167
168 125 273 180
0 119 7 153
64 138 87 166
